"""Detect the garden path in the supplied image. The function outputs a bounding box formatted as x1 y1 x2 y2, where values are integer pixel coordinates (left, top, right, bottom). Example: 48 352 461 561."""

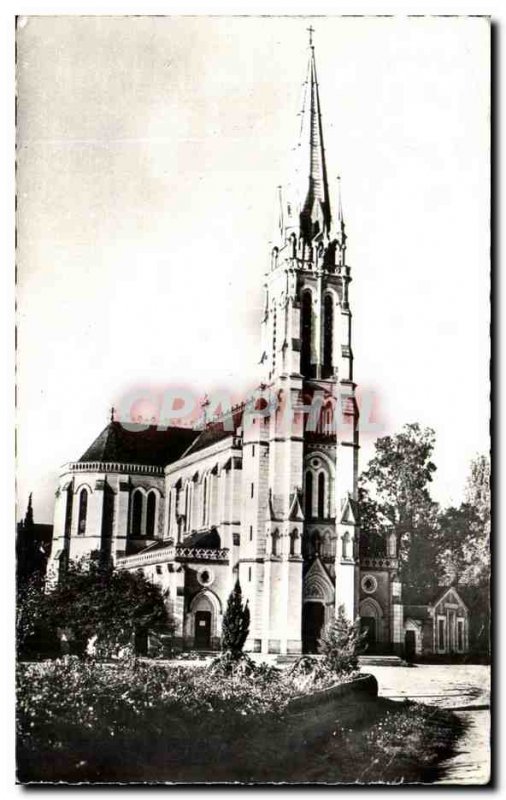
362 663 491 785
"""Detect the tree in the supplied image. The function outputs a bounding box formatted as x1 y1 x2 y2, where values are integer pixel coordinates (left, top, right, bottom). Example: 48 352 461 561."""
318 605 365 677
16 494 48 590
221 579 250 658
359 423 439 590
18 552 173 659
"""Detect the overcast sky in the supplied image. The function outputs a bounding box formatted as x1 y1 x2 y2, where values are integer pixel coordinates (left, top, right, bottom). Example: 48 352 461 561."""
16 15 490 523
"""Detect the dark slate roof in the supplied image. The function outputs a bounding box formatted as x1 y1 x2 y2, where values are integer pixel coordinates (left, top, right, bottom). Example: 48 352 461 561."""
182 408 244 458
79 422 199 468
182 528 222 549
403 585 452 607
404 604 431 621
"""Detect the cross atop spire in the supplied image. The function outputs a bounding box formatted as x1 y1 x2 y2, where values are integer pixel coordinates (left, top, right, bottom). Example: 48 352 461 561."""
307 25 315 48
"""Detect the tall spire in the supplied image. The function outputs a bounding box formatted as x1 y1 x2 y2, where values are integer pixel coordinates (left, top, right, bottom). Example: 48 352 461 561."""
298 27 331 245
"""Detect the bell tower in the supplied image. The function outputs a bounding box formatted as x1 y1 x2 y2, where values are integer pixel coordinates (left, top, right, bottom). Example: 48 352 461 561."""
258 28 359 652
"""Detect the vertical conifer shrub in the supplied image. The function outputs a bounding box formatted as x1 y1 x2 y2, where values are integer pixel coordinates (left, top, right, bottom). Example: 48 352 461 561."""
221 579 250 657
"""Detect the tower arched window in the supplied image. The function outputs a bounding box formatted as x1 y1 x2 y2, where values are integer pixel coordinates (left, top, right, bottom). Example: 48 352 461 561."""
272 529 280 557
323 294 334 377
131 490 143 537
342 532 351 560
272 306 277 374
290 529 298 557
317 472 325 519
305 471 313 519
77 488 88 536
146 491 156 538
301 290 312 377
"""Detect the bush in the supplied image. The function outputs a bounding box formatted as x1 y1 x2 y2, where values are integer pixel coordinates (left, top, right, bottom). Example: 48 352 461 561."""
221 579 250 657
318 605 365 678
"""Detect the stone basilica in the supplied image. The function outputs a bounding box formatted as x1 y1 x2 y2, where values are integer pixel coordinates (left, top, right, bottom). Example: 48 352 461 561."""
48 35 404 656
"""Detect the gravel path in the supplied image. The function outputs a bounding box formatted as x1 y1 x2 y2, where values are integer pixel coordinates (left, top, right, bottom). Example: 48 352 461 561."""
362 663 491 785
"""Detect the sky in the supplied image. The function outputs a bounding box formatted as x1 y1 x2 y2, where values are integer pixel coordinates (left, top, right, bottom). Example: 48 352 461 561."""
16 14 490 523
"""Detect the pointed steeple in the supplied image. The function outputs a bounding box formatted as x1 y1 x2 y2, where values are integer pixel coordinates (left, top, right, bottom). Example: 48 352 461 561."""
298 28 331 245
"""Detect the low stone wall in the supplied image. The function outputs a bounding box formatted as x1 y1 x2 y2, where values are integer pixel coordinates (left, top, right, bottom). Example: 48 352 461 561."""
229 673 379 772
279 674 378 752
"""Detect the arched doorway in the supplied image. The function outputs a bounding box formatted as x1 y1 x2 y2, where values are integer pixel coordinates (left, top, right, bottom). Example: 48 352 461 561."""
188 589 221 651
302 601 325 653
194 610 212 650
359 597 383 654
405 630 416 662
360 617 377 651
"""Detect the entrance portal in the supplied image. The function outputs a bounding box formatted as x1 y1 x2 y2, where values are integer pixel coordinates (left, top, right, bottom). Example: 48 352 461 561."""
405 629 416 661
360 616 377 652
302 602 325 653
194 610 212 650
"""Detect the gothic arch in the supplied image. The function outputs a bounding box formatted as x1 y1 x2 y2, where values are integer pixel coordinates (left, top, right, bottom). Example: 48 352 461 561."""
303 559 335 604
300 288 314 377
304 451 335 520
359 597 383 619
187 589 223 645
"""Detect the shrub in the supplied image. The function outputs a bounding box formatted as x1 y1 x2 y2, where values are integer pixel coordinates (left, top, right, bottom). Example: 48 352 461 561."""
318 605 365 677
221 579 250 658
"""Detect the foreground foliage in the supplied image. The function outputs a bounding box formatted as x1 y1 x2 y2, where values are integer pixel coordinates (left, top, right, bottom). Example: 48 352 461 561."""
17 552 173 659
17 656 462 784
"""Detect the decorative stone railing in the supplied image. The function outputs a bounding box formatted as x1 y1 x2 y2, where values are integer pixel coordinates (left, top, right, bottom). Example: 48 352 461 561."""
116 544 229 570
116 547 176 569
67 461 164 476
175 546 229 562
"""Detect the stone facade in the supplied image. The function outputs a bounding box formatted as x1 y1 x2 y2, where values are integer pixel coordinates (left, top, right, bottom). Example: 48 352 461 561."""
48 37 401 656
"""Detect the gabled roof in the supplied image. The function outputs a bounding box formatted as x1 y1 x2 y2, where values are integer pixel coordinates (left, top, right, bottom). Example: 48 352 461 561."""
182 528 222 549
181 407 244 458
403 584 468 610
79 421 199 468
288 491 305 522
340 493 358 525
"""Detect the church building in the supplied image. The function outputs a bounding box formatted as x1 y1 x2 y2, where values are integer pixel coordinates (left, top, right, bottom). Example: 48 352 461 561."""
48 34 404 656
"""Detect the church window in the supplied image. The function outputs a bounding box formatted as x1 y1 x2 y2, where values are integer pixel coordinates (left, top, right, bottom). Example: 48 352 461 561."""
438 618 446 651
185 481 193 530
251 482 254 498
457 618 464 652
252 445 255 457
272 307 277 373
202 474 212 526
305 471 313 519
131 490 143 537
77 488 88 535
249 525 253 541
146 491 156 538
289 530 298 556
301 290 312 377
342 532 351 560
323 294 333 375
317 472 325 518
271 530 280 556
64 487 73 537
248 566 252 582
166 491 172 537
